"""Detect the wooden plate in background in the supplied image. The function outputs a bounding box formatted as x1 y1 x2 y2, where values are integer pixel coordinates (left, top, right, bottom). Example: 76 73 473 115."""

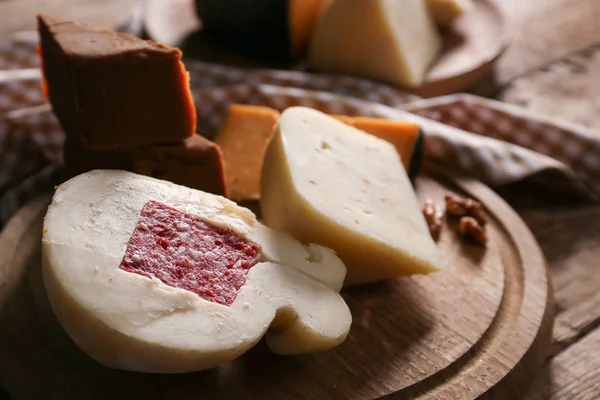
0 170 552 399
415 0 510 97
138 0 510 97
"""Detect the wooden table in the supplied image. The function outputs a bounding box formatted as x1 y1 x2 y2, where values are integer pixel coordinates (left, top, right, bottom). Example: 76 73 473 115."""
1 0 600 398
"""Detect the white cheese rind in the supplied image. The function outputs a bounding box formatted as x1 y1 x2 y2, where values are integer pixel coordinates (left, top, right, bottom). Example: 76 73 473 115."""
308 0 442 88
42 170 351 373
260 107 443 286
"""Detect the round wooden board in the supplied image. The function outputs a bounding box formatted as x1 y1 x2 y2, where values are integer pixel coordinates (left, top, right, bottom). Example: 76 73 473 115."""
0 171 553 399
138 0 509 98
415 0 509 97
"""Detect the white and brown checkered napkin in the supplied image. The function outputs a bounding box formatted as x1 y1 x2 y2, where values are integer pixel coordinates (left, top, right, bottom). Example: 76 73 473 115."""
1 35 599 227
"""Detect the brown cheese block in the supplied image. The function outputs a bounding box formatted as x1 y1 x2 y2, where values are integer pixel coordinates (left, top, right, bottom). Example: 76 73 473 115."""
213 104 281 201
63 135 227 196
37 13 196 150
215 104 423 202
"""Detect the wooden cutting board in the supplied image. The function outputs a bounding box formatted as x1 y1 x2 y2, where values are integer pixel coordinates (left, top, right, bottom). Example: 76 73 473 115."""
0 171 553 399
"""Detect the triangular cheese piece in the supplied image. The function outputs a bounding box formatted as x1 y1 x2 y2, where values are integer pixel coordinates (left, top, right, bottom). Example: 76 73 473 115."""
308 0 441 87
261 107 443 286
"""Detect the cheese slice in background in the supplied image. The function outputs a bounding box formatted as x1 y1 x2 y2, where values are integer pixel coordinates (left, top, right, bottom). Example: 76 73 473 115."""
425 0 474 27
308 0 442 88
42 170 350 373
261 107 443 286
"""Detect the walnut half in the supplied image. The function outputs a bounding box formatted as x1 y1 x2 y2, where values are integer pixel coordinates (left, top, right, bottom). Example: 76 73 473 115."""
444 194 487 225
458 216 488 246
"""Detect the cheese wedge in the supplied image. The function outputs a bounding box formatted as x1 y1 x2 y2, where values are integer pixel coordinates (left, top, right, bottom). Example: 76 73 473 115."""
308 0 442 88
42 170 350 373
425 0 474 27
260 107 443 286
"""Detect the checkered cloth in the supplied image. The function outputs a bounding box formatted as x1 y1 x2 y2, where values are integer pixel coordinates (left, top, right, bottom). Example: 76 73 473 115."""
1 35 599 227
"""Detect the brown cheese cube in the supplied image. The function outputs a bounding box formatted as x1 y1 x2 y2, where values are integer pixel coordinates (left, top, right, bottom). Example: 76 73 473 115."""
64 135 227 196
37 13 196 150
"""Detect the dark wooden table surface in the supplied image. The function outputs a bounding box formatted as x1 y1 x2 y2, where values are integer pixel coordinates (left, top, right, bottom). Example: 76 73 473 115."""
2 0 600 398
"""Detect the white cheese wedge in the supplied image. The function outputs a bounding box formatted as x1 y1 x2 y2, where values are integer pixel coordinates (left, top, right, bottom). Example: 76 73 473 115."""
261 107 443 286
308 0 442 88
426 0 474 27
42 170 351 373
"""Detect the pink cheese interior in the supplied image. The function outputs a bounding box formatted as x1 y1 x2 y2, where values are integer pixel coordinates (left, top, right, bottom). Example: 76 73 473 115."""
119 200 261 306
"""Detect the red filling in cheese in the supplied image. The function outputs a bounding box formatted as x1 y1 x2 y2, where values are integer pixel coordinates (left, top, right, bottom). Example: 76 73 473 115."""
119 200 261 306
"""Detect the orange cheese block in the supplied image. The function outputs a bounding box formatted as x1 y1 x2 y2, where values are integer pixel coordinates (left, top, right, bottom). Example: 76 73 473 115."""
37 13 196 150
213 104 281 201
63 135 227 196
35 44 49 98
289 0 331 57
215 104 423 202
